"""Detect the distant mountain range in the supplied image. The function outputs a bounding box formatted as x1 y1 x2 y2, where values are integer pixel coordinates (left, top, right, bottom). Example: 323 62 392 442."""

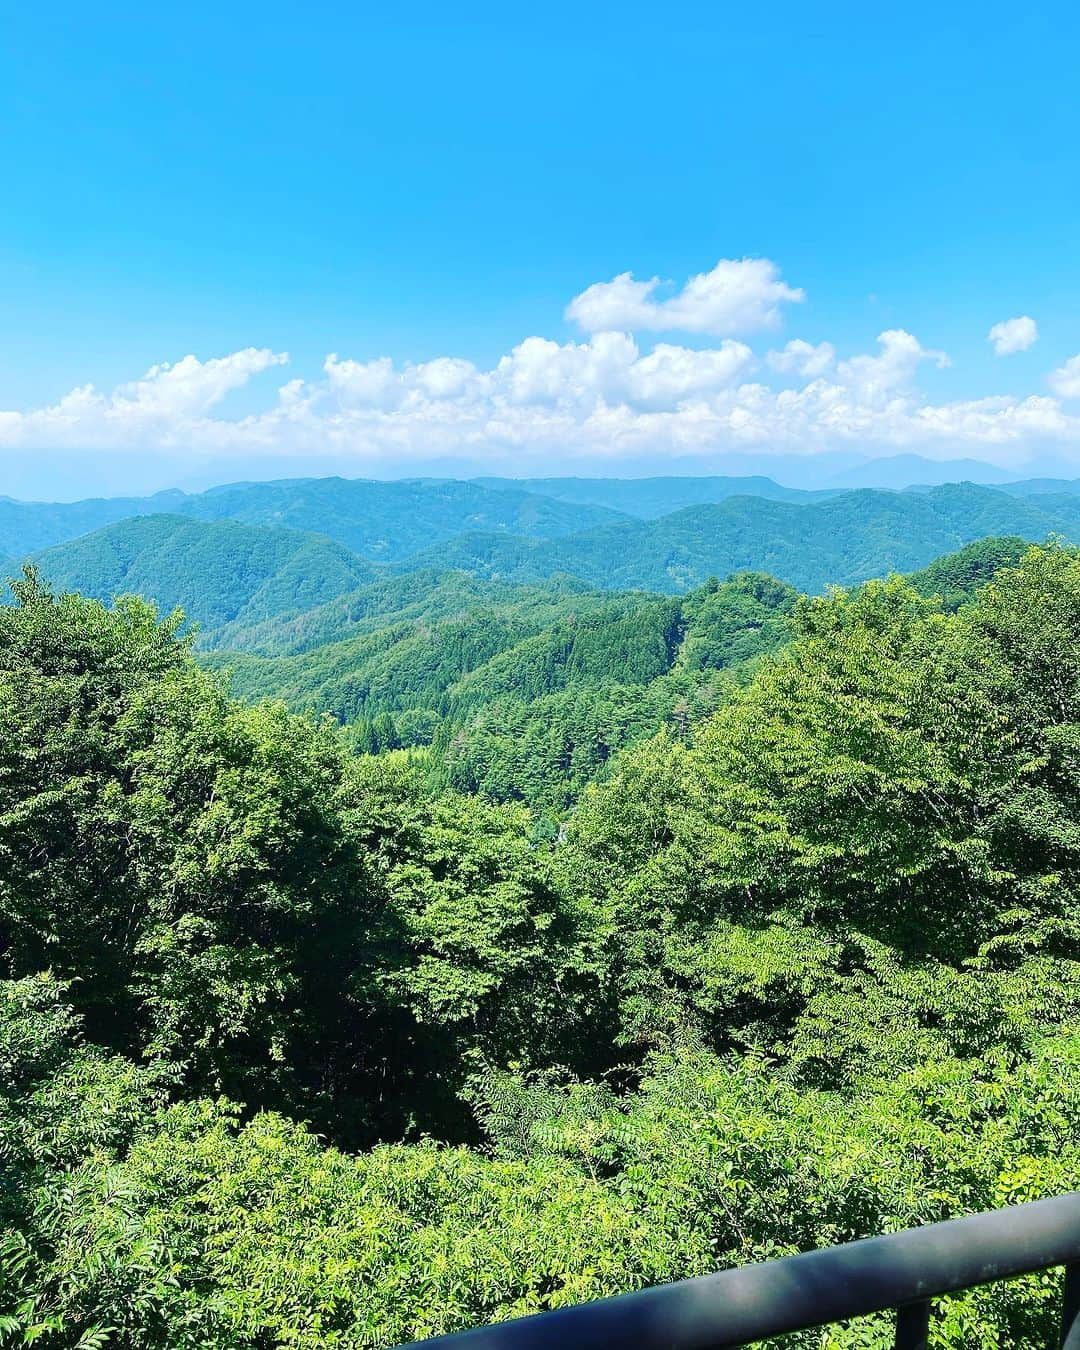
403 483 1080 594
472 475 837 518
0 477 621 563
8 474 1080 643
475 455 1020 509
1 448 1047 501
3 466 1080 561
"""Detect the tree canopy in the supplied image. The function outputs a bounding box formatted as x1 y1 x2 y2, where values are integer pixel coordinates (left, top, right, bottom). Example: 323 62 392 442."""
2 541 1080 1347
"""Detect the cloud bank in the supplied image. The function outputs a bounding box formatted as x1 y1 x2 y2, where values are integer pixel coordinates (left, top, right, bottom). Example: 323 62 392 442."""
0 259 1077 473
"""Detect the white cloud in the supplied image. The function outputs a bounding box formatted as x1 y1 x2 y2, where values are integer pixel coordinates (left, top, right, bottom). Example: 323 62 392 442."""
0 349 288 450
767 339 835 378
836 329 949 400
490 332 754 408
495 332 641 405
414 357 481 400
114 349 288 418
624 341 754 405
566 258 804 336
324 354 399 406
988 316 1038 355
2 285 1079 473
323 353 488 410
1049 354 1080 401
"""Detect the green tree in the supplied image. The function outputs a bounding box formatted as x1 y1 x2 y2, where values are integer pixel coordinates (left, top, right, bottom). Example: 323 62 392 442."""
0 571 378 1127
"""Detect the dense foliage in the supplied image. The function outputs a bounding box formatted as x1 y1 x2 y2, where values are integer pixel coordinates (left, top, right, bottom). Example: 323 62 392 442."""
209 572 799 810
2 537 1080 1347
208 540 1022 812
29 514 379 634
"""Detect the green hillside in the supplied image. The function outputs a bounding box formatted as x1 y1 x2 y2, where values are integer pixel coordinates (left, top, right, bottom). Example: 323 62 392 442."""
0 488 189 557
204 571 801 809
10 477 1079 604
212 610 549 726
25 514 379 636
19 480 1060 815
173 476 626 559
208 539 1027 810
15 470 1073 815
207 587 674 725
406 483 1080 592
206 568 603 655
906 534 1031 608
434 573 801 806
0 476 625 563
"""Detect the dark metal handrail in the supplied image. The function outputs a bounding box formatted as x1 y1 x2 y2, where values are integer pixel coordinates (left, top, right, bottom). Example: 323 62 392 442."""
398 1192 1080 1349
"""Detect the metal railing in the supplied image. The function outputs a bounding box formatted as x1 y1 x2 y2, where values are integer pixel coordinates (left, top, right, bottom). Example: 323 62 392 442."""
398 1192 1080 1349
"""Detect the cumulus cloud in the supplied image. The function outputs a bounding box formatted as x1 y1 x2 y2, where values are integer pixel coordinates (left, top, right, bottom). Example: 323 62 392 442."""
496 332 640 405
323 353 487 409
1049 355 1080 401
836 330 949 400
624 341 754 405
113 349 289 416
989 316 1038 355
1 297 1079 473
0 349 288 451
316 332 754 417
767 339 836 378
566 258 804 336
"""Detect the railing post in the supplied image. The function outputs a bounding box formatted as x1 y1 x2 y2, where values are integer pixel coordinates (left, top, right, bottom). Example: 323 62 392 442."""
894 1300 930 1349
1061 1264 1080 1349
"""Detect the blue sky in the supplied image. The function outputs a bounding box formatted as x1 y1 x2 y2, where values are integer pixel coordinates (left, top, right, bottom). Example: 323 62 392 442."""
2 1 1080 495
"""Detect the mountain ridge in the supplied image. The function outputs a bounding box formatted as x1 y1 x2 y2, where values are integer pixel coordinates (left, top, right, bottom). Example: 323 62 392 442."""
401 482 1080 593
5 468 1080 561
24 514 380 636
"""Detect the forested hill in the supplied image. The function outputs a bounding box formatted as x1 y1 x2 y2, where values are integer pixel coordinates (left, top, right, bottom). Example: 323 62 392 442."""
15 480 1080 633
404 482 1080 592
166 477 625 559
205 567 604 655
0 486 191 557
3 540 1080 1346
16 517 1029 816
204 572 801 807
8 479 1080 810
26 514 380 634
202 537 1026 811
0 477 625 562
5 470 1080 571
